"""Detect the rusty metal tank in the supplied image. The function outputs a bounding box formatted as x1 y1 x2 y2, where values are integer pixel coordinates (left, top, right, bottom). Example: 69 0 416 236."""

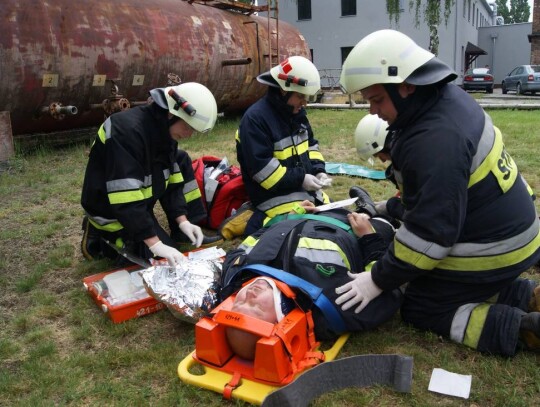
0 0 310 136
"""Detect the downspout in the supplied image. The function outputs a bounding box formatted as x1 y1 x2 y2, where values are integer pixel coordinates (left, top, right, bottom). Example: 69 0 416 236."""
454 1 459 80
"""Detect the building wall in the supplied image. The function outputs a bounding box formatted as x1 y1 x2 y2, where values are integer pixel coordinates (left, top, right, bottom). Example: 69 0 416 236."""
261 0 500 86
478 23 533 83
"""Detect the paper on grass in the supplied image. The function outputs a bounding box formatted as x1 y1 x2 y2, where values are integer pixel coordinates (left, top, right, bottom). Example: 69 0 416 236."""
428 368 472 399
315 197 358 212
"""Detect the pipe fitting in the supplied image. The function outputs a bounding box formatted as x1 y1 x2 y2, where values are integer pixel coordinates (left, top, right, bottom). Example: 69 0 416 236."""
41 102 78 120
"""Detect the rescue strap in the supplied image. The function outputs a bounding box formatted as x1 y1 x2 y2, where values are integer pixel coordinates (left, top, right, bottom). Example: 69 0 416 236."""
239 264 347 334
264 213 353 234
261 354 413 407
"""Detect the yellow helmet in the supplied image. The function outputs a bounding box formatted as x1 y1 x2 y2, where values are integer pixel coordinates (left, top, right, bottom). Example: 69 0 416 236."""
257 56 321 96
340 29 456 94
354 114 389 161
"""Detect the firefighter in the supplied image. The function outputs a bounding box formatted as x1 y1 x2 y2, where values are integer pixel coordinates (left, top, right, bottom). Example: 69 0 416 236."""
81 82 218 267
236 56 332 236
350 114 404 220
338 29 540 356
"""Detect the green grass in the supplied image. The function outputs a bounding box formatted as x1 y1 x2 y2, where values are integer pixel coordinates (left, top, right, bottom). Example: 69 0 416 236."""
0 107 539 406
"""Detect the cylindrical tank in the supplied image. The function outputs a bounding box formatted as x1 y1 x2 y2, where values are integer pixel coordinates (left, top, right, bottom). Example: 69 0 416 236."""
0 0 310 136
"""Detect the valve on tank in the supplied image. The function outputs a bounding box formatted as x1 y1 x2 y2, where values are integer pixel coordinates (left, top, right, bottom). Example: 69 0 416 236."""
41 102 79 120
102 82 131 117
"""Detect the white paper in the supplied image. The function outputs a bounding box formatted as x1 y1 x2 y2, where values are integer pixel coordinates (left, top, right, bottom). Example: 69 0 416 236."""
188 246 226 261
315 197 358 212
428 368 472 399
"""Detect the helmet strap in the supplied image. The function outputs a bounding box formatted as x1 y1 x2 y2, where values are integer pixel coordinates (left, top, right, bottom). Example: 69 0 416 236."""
382 83 411 115
167 114 180 127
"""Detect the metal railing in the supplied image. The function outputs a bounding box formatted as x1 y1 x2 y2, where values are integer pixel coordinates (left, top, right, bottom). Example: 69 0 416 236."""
318 68 343 90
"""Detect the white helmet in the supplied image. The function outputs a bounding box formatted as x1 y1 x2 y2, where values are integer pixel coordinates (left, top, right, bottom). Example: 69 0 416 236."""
149 82 218 133
354 114 389 161
257 56 321 96
340 29 456 94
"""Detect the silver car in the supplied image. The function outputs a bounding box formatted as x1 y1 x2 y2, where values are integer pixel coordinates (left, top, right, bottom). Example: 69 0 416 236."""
501 65 540 95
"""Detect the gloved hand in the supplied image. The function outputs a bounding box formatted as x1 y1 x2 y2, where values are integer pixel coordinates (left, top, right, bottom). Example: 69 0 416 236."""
179 220 204 247
316 172 333 187
335 271 383 313
375 200 388 216
302 174 324 191
149 241 187 267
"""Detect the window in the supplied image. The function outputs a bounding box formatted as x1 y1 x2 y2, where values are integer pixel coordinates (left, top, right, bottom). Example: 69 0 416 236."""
341 46 353 65
341 0 356 16
472 4 475 26
298 0 311 21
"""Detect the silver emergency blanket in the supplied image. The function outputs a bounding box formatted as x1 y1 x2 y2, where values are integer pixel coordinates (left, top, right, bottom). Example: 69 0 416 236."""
141 259 222 324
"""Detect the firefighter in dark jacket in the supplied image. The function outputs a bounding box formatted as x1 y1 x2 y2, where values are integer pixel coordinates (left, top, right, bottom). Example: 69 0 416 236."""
338 29 540 356
81 82 218 267
220 204 403 350
236 56 332 235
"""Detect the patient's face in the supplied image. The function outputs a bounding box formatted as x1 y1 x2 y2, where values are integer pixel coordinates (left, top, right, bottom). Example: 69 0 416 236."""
232 279 277 323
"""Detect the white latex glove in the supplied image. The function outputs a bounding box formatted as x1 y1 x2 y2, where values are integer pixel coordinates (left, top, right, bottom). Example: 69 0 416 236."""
375 200 389 216
149 241 187 267
316 172 333 187
335 271 383 313
302 174 324 191
179 220 204 247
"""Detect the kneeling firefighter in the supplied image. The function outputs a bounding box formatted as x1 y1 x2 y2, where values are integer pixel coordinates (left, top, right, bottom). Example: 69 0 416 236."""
81 82 218 267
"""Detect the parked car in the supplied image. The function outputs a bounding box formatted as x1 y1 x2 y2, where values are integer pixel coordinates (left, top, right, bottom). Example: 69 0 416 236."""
462 67 494 93
501 65 540 95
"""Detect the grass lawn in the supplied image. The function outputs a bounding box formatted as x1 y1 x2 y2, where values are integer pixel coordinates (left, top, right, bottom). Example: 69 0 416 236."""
0 107 539 406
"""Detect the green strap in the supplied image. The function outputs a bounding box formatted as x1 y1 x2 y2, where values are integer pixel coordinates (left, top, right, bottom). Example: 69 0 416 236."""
264 213 353 234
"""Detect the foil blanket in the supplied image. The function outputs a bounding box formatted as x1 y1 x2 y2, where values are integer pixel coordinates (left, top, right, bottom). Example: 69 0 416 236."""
141 260 222 324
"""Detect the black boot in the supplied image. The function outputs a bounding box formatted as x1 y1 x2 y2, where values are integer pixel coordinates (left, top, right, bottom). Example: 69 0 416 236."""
349 186 378 217
520 312 540 351
81 216 104 260
171 228 223 249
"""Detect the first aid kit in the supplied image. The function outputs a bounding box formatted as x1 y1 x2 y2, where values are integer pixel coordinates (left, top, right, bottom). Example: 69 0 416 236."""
83 265 165 323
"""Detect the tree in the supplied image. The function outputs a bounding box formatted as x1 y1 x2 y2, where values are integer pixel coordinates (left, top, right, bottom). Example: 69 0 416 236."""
386 0 455 56
495 0 530 24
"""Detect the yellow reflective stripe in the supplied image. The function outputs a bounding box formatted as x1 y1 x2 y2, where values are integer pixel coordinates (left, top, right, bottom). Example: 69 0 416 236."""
462 304 490 349
169 172 184 184
468 127 517 192
438 229 540 271
184 188 202 203
394 239 440 270
108 186 152 204
235 129 240 143
273 141 309 160
241 235 259 248
260 165 287 190
320 190 331 204
396 228 540 272
98 124 107 144
88 217 123 232
297 237 350 269
309 151 324 161
264 202 302 218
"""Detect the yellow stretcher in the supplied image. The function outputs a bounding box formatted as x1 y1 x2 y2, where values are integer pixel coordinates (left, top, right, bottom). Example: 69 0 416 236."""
178 333 350 405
